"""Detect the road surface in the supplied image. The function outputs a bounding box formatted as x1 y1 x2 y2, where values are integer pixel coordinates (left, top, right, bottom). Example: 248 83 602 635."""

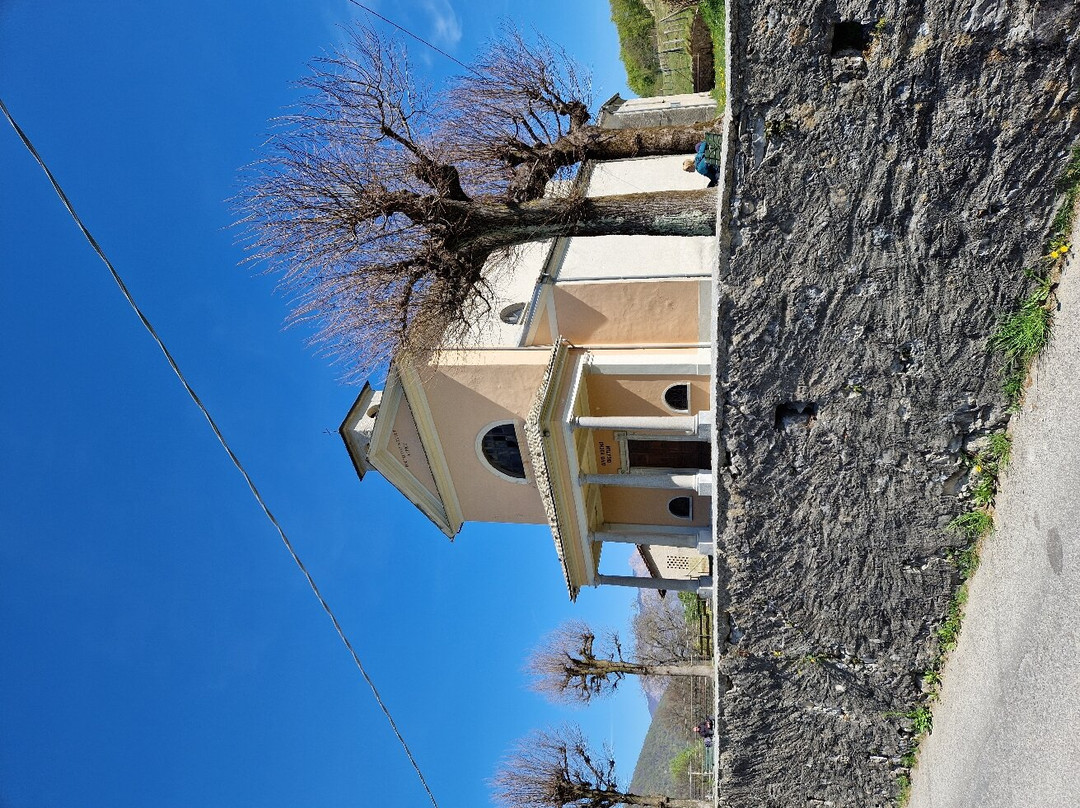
909 215 1080 807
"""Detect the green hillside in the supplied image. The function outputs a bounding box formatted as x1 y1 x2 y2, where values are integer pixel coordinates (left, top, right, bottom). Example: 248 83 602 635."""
629 676 714 800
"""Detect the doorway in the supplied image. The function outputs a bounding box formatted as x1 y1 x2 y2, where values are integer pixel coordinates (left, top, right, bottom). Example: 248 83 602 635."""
627 439 711 471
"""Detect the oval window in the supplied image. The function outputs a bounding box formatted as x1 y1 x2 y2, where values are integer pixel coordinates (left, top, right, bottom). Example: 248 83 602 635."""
480 423 526 479
664 383 690 413
668 496 692 519
500 303 527 325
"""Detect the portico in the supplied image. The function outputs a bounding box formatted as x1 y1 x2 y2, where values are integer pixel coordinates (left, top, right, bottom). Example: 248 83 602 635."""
525 342 714 599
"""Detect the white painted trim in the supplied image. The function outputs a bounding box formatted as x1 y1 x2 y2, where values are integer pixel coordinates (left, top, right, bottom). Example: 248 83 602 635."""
395 364 465 535
546 289 560 344
475 420 531 485
520 283 559 348
698 278 712 343
367 376 456 537
552 272 712 284
528 344 592 595
586 348 712 377
561 356 596 586
545 232 573 283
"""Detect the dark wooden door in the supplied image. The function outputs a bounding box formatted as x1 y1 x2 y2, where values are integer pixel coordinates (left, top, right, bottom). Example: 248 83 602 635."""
628 439 711 470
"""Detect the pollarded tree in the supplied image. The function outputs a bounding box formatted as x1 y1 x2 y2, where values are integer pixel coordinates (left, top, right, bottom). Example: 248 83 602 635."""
492 725 709 808
241 25 717 376
528 620 712 705
443 28 713 201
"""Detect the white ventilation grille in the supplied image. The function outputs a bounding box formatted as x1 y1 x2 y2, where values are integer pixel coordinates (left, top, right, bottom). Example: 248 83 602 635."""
666 556 691 572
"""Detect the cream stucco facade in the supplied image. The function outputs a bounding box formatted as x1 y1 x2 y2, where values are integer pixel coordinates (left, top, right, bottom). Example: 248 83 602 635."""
340 123 717 600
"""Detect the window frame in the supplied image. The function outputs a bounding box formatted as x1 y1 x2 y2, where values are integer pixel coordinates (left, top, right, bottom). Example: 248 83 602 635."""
499 303 527 326
662 382 691 413
668 495 694 520
475 420 530 484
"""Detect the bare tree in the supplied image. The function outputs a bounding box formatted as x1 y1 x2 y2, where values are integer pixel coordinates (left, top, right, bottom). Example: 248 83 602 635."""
528 620 712 705
240 25 716 376
493 725 709 808
632 593 704 666
444 28 712 201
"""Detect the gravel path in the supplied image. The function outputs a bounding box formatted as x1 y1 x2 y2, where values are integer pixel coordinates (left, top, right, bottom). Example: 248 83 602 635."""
907 216 1080 808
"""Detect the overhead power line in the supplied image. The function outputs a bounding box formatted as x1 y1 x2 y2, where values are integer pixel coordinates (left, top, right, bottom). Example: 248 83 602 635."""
0 96 440 808
347 0 476 74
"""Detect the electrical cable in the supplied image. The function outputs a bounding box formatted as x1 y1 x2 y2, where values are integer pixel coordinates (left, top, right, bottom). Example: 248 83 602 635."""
0 95 440 808
347 0 476 74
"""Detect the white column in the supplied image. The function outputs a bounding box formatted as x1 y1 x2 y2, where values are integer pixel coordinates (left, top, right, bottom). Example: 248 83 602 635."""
571 411 712 439
594 524 714 556
581 472 713 497
595 573 711 593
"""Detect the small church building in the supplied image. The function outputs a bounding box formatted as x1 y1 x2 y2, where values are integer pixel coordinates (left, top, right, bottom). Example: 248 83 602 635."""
340 93 718 601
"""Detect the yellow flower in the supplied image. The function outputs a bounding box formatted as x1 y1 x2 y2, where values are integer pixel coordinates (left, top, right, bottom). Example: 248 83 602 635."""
973 465 982 475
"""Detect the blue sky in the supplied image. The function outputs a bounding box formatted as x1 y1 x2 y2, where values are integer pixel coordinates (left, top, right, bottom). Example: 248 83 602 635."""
0 3 651 808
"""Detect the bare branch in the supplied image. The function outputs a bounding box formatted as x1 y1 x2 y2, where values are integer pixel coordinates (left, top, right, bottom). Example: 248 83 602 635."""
237 23 714 378
527 617 714 705
492 726 622 808
526 621 635 705
493 726 708 808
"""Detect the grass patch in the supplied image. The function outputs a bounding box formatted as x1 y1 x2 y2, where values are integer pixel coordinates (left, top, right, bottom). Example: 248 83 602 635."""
946 509 992 543
908 706 933 735
891 430 1012 804
895 774 911 804
986 431 1012 468
700 0 726 108
989 277 1053 360
608 0 663 96
936 585 968 654
609 0 726 106
948 543 980 580
991 146 1079 409
1050 145 1080 238
700 0 726 106
992 288 1052 409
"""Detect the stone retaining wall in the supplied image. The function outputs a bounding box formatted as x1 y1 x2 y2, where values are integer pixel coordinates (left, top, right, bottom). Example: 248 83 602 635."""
714 1 1080 805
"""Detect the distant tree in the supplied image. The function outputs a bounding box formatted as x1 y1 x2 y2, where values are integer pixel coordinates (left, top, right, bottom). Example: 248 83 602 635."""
241 25 716 376
528 620 712 705
668 745 704 781
492 725 709 808
632 592 707 669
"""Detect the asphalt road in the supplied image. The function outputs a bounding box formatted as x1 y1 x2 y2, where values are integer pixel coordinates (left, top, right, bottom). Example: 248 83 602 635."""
909 216 1080 808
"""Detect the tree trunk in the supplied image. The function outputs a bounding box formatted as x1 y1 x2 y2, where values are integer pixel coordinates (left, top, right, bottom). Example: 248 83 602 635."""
642 662 714 677
511 123 713 200
449 188 717 254
563 123 711 163
569 658 713 678
617 792 712 808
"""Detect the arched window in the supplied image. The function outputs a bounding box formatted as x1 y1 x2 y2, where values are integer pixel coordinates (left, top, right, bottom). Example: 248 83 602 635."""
479 422 526 480
500 303 527 325
668 496 693 519
663 383 690 413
